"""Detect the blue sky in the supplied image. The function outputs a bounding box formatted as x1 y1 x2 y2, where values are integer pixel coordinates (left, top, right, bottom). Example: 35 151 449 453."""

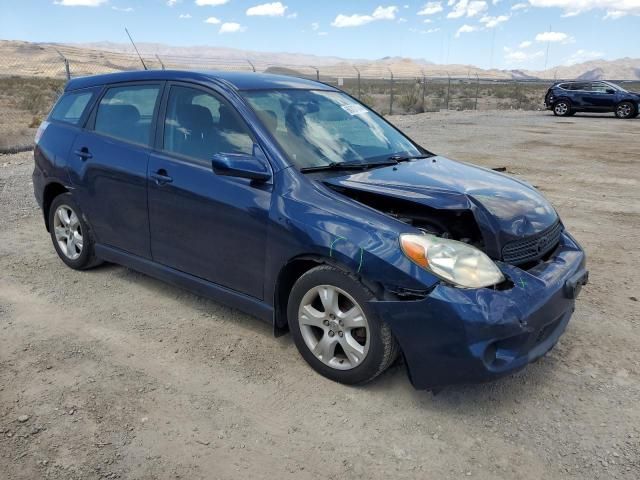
1 1 639 70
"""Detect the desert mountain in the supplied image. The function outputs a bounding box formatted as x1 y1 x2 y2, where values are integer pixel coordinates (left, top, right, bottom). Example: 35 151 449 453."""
1 39 639 81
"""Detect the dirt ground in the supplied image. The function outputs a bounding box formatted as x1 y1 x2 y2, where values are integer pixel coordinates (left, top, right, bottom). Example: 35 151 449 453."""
1 110 639 480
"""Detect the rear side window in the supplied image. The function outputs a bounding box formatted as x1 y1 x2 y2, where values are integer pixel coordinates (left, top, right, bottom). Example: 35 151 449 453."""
49 91 93 125
94 85 160 145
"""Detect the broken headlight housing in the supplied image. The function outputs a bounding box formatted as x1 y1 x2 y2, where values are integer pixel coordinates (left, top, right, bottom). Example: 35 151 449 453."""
400 233 505 289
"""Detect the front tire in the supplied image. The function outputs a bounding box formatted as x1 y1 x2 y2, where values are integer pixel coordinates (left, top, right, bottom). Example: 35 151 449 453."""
49 193 101 270
287 265 398 385
615 101 636 119
553 100 571 116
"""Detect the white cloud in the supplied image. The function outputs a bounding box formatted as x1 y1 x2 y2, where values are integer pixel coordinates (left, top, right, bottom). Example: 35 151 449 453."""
480 14 509 27
167 0 179 6
423 18 433 22
447 0 487 18
427 27 441 32
195 0 229 6
535 31 572 43
519 40 532 48
54 0 106 6
528 0 640 19
398 17 408 22
331 5 398 27
455 24 477 37
418 2 443 15
204 16 221 23
219 22 246 33
511 2 528 10
286 12 297 18
318 31 329 36
311 22 320 30
179 13 192 18
504 46 544 63
565 49 604 65
246 2 287 16
112 6 133 11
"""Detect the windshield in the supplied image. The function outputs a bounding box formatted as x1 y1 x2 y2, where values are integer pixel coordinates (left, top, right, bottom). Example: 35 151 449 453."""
242 90 422 169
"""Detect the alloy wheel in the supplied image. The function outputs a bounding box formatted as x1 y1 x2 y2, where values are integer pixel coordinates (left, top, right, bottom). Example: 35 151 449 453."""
298 285 370 370
554 102 568 115
53 205 83 260
617 103 632 118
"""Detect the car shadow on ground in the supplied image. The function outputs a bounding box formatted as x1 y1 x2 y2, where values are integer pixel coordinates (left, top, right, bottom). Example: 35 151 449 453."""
94 260 569 411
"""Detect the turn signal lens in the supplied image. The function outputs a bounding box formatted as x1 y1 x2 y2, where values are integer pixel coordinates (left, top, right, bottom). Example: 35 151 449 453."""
400 236 429 268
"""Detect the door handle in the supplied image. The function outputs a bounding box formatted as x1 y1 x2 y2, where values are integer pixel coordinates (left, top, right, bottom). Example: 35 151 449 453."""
74 148 92 160
151 169 173 185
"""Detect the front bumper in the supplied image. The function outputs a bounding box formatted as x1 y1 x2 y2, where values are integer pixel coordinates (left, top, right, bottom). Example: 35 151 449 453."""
369 232 587 389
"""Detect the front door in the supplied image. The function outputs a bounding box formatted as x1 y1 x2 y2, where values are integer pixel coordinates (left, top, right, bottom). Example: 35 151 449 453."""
582 82 617 111
68 82 162 258
147 83 272 299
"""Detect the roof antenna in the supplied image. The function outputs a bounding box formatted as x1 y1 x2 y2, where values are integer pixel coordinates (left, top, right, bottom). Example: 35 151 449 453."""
125 27 148 70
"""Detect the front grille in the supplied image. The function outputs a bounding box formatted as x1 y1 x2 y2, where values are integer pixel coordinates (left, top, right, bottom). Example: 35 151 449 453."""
501 221 563 266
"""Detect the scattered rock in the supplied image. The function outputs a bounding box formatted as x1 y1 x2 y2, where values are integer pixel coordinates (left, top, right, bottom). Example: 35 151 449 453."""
17 415 29 423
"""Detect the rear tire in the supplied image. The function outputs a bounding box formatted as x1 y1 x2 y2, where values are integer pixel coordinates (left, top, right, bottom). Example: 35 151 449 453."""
287 265 398 385
553 100 571 117
615 101 636 119
49 193 101 270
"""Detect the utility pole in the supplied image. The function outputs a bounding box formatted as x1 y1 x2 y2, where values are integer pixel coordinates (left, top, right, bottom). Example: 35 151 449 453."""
352 65 361 99
543 24 551 74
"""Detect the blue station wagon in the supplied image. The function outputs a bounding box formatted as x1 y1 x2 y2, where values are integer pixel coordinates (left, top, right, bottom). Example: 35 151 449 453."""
33 70 588 389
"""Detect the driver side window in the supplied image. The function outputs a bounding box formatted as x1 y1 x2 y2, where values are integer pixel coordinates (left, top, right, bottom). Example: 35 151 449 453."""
163 86 254 163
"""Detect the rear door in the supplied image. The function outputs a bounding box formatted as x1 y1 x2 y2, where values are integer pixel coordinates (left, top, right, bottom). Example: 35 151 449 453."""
68 82 163 258
147 82 272 299
566 82 590 108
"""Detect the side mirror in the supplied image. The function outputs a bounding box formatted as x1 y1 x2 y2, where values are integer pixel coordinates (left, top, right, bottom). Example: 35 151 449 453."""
606 89 616 94
211 145 271 182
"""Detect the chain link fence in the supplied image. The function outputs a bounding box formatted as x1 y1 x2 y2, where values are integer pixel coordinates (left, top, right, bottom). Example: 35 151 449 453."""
2 42 639 153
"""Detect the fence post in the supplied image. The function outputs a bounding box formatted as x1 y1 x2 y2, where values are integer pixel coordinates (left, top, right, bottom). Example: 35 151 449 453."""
352 65 361 99
421 73 427 112
474 73 479 110
445 74 451 110
388 68 394 115
156 55 166 70
55 49 71 80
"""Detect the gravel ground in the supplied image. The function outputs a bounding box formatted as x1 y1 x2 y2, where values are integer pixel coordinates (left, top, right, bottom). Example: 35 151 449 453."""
1 110 639 480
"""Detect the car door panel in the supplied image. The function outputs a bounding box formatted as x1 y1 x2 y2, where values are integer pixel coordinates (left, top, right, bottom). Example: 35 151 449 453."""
67 82 162 259
147 83 272 299
148 153 271 298
68 132 152 258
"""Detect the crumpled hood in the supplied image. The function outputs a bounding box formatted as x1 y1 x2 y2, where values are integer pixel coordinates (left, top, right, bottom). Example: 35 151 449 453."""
324 156 559 256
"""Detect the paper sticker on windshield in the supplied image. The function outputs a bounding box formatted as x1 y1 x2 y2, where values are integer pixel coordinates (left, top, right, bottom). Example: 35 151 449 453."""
341 104 368 116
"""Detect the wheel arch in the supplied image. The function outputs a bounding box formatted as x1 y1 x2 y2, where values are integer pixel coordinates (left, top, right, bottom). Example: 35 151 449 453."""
272 254 384 336
42 182 69 231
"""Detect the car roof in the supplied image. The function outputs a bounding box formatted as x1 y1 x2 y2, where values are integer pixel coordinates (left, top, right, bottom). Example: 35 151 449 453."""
65 70 337 92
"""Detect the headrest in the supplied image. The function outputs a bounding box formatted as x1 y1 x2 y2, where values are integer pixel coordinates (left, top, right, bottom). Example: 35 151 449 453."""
176 104 214 131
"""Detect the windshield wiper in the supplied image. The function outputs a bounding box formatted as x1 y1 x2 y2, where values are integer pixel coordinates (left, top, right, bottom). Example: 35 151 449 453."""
388 153 433 162
299 160 398 173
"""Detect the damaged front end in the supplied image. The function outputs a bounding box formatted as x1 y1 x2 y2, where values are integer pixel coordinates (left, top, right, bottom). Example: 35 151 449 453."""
319 156 588 388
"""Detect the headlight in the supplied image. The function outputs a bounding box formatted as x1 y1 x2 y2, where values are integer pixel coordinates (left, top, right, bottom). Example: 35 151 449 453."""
400 233 505 289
